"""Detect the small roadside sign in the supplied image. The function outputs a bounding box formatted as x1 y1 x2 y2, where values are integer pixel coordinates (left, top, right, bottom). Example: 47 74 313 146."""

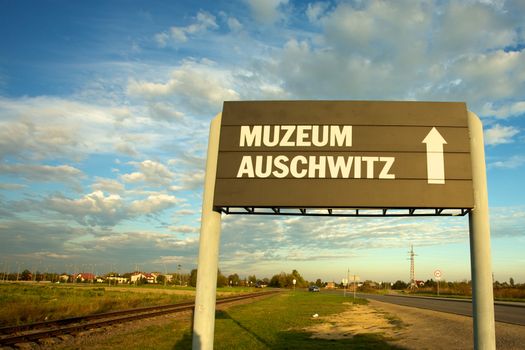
434 269 442 280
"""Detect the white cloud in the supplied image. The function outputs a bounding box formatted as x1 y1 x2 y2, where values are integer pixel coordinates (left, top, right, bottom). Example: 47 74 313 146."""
154 32 169 47
127 80 172 97
170 27 188 42
306 2 329 24
0 220 91 259
0 183 26 190
127 60 239 115
168 63 239 106
121 172 145 183
29 251 72 259
0 163 83 184
449 50 525 102
433 2 517 55
91 177 125 194
148 103 184 122
227 17 243 32
114 142 139 157
484 124 519 145
221 214 467 257
481 101 525 118
129 194 180 215
246 0 289 24
488 155 525 169
490 206 525 237
44 189 181 227
248 0 524 114
46 191 125 226
169 225 199 233
194 11 219 31
0 96 151 161
156 11 219 45
174 209 196 216
121 160 175 187
178 171 205 190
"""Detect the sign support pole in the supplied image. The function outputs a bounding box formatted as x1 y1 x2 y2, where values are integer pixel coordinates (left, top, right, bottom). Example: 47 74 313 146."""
468 111 496 350
192 113 222 350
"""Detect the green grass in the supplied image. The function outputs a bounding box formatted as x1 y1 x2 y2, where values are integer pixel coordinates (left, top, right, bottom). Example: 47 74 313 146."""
0 283 194 326
45 290 406 349
216 286 257 294
177 292 403 350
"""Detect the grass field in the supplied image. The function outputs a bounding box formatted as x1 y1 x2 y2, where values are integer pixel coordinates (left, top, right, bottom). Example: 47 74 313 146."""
2 285 405 349
66 291 404 350
0 283 195 326
209 292 400 350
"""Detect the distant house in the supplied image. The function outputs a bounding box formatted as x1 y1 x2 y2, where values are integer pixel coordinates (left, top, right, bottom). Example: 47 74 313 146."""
75 273 95 282
130 272 146 283
130 272 158 284
59 274 70 282
107 276 129 284
416 280 426 287
325 282 336 289
255 281 268 288
144 273 158 284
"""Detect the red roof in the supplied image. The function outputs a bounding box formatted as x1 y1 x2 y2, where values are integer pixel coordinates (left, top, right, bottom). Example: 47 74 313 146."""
77 273 95 280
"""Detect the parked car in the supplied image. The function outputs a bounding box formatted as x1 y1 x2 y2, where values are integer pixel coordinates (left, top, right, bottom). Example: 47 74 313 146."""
308 285 320 292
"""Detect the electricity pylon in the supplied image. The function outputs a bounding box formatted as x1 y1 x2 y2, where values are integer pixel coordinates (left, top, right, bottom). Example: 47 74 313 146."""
408 245 418 289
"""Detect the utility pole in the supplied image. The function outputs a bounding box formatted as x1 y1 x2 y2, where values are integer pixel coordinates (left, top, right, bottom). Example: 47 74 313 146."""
163 263 167 287
344 268 349 297
353 274 356 300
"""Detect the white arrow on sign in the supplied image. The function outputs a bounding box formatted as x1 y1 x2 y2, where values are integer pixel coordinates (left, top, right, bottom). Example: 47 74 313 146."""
422 127 447 184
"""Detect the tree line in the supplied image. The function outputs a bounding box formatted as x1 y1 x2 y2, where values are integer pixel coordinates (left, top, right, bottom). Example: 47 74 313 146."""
188 269 319 288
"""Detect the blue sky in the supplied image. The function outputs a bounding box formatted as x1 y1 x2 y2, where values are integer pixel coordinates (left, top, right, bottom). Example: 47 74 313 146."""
1 0 524 283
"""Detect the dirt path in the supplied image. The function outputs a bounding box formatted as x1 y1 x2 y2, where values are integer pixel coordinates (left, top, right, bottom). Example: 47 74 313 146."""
306 299 525 349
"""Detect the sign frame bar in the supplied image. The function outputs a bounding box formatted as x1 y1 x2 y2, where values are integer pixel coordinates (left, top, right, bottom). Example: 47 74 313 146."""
216 207 471 217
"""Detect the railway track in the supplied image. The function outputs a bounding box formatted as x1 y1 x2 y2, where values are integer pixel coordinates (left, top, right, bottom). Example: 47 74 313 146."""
0 290 279 347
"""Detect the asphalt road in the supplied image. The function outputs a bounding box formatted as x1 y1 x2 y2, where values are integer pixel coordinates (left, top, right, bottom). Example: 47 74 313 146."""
356 293 525 326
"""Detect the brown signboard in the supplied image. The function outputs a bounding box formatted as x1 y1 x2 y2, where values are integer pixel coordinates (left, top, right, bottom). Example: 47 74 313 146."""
213 101 474 210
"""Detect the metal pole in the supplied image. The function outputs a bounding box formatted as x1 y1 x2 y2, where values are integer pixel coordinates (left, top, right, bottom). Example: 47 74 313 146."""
468 111 496 350
192 113 222 350
353 275 356 301
345 268 349 297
